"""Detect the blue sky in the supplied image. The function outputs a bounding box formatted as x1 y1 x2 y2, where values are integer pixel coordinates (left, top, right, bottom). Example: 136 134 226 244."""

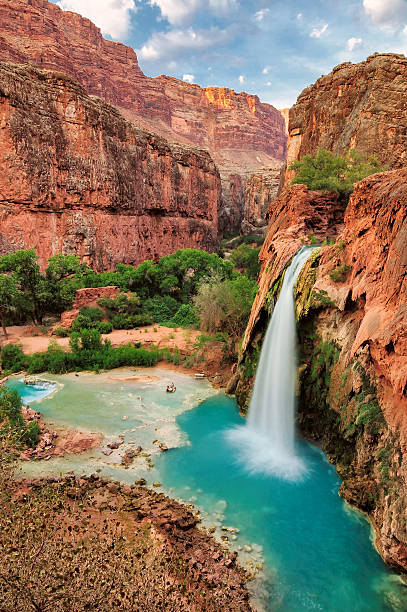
53 0 407 108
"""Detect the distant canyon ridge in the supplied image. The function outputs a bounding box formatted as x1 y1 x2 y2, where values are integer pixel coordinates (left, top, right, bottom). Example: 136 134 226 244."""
0 0 286 261
1 0 406 271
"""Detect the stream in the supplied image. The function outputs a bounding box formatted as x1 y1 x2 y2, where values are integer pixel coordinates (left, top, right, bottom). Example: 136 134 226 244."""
6 370 407 611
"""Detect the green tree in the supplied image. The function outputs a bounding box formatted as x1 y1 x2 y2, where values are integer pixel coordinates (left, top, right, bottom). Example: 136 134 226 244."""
229 244 261 279
290 148 386 198
45 254 86 313
0 249 48 324
0 275 21 337
194 273 257 338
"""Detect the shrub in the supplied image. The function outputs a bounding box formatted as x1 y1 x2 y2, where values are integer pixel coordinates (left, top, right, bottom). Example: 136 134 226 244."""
78 306 103 322
290 148 386 198
1 344 28 373
53 327 70 337
194 273 257 338
111 313 153 330
96 321 113 334
21 420 40 448
329 264 351 283
229 244 260 279
144 295 179 324
0 387 39 448
167 304 199 329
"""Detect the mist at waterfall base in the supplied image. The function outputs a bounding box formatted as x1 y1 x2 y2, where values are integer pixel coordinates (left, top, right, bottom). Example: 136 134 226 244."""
226 247 315 481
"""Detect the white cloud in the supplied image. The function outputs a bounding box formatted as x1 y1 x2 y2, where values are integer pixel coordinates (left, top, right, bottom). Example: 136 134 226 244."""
297 12 303 19
254 8 270 22
149 0 237 25
57 0 137 39
262 65 271 74
266 81 272 86
363 0 407 29
310 23 328 38
183 73 195 83
347 37 362 51
138 26 232 61
238 74 245 84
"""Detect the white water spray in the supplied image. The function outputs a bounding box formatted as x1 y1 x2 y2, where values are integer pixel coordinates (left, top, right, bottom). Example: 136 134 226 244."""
227 247 316 481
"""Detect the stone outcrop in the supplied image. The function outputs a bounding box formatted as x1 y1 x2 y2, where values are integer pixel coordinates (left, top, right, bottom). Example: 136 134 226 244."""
238 168 407 572
0 0 287 233
0 62 221 270
241 167 284 236
240 184 345 355
60 286 120 328
286 53 407 184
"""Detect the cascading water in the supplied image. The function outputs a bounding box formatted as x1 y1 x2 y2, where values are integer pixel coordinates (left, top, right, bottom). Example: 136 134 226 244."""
226 247 316 481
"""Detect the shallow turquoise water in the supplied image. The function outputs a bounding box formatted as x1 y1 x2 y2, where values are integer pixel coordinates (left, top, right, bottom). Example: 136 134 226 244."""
6 374 407 611
156 395 407 612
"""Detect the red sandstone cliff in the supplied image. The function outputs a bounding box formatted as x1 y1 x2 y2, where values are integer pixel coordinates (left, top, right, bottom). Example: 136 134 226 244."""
0 63 221 270
286 53 407 183
238 169 407 571
0 0 286 233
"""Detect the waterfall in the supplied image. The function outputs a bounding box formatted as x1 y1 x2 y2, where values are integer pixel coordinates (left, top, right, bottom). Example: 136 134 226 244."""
226 247 315 481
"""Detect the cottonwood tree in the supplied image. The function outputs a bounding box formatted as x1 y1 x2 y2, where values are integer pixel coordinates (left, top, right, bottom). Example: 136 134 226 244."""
0 273 21 337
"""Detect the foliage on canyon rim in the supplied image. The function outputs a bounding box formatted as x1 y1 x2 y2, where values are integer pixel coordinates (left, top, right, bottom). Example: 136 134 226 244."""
290 148 386 197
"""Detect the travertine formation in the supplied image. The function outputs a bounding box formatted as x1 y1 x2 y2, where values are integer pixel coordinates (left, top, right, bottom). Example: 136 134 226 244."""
0 0 286 232
286 53 407 180
0 63 221 270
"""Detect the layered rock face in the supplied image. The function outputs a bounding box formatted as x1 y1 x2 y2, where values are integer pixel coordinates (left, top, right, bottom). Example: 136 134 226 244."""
240 168 283 236
240 184 345 356
238 169 407 572
286 53 407 184
0 0 286 233
0 63 221 270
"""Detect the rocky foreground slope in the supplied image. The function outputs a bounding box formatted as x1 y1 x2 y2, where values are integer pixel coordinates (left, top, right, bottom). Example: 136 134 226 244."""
0 0 286 233
236 168 407 572
0 62 221 270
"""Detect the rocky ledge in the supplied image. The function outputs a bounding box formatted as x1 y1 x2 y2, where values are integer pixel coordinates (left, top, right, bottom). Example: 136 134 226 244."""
19 473 251 609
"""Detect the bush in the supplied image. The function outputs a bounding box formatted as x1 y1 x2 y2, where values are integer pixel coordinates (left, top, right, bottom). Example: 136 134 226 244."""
0 387 39 448
78 306 103 322
290 148 386 198
329 264 351 283
229 244 260 279
53 327 70 337
167 304 199 329
1 344 28 373
96 321 113 334
194 273 257 338
111 313 153 330
144 295 180 324
21 420 40 448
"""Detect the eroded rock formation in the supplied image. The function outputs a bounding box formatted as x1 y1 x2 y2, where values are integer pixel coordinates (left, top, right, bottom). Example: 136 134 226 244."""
286 53 407 184
0 62 221 270
237 169 407 572
0 0 286 233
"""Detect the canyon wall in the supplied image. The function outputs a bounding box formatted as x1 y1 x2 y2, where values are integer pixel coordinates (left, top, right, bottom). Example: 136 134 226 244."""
0 0 286 233
236 169 407 572
0 62 221 270
285 53 407 183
